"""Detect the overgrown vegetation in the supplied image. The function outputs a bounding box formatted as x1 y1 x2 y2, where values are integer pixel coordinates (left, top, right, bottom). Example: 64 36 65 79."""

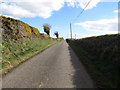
0 15 63 75
66 34 119 88
2 37 60 74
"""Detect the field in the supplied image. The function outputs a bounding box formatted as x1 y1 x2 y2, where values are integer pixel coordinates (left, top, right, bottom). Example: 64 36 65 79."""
66 34 119 88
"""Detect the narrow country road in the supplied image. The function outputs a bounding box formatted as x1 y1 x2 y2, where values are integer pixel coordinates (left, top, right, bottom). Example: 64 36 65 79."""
2 41 94 88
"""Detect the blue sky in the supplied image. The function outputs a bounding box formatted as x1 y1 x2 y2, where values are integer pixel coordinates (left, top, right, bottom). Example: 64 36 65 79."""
0 0 119 39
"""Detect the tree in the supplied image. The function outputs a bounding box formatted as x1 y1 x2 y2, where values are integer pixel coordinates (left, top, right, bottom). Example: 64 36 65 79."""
54 31 59 38
43 24 51 35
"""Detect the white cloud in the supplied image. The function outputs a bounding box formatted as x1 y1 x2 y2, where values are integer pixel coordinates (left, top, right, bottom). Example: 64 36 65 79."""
0 3 35 18
0 14 18 19
0 0 65 18
113 9 120 13
65 0 101 10
0 0 118 19
74 18 118 34
0 0 102 19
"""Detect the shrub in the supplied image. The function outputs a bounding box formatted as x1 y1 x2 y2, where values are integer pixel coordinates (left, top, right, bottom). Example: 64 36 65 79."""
54 31 59 38
43 24 51 36
24 23 32 36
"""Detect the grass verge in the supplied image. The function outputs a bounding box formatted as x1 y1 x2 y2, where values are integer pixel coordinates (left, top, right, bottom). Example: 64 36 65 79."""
1 37 62 75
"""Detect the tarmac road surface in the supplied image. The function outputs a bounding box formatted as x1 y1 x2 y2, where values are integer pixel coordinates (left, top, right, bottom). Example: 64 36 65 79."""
2 41 94 88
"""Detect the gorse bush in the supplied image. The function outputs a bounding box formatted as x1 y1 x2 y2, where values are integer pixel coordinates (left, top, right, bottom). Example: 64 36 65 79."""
32 27 40 35
24 23 32 36
1 15 40 41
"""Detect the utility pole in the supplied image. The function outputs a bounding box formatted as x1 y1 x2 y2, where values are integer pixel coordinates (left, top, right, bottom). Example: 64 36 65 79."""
70 23 72 39
75 34 76 39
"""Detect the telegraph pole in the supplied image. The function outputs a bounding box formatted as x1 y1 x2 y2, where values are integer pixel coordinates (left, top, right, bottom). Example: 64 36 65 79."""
69 0 92 39
70 23 72 39
75 34 76 39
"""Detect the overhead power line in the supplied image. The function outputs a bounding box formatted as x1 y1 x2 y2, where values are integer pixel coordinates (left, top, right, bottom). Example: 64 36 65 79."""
70 0 92 39
72 0 92 23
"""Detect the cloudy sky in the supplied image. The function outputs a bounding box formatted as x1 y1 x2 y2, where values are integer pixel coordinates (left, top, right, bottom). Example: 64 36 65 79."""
0 0 119 38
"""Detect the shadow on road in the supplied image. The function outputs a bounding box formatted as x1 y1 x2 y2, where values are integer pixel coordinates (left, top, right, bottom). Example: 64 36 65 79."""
67 46 95 88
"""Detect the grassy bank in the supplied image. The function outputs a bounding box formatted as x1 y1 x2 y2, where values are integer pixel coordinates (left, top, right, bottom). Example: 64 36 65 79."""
1 36 62 75
66 34 119 88
0 15 63 75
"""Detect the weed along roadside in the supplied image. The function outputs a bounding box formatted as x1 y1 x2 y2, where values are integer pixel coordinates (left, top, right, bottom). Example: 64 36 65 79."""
2 39 62 75
1 15 63 75
66 34 119 88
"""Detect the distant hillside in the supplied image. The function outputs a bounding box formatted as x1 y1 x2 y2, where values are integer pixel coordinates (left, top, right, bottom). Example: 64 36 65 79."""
66 34 119 88
0 15 62 74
